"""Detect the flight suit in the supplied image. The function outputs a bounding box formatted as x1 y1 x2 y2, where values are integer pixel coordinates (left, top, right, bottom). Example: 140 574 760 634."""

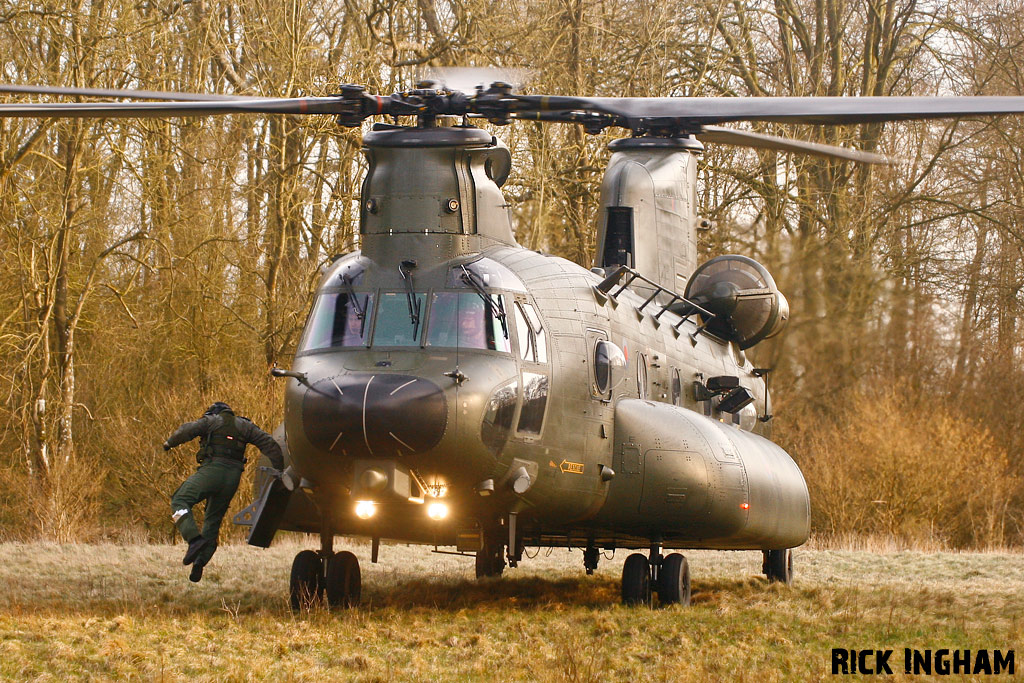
165 410 284 569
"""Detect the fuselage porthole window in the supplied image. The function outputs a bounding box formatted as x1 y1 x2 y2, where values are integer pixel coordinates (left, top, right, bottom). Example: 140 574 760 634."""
595 343 610 395
638 353 648 400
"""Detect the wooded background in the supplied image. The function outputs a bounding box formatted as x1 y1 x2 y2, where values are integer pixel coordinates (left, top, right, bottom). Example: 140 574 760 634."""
0 0 1021 547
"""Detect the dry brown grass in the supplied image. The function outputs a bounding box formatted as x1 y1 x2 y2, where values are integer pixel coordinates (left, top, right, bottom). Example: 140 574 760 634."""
781 390 1022 549
0 538 1021 681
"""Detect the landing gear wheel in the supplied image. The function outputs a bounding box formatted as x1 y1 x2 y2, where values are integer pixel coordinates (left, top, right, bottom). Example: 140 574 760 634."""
289 550 323 611
326 550 361 608
475 540 505 579
658 553 691 606
764 549 793 584
621 553 652 606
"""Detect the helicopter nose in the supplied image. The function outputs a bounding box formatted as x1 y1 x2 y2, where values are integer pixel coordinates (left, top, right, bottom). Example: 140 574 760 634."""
302 373 448 458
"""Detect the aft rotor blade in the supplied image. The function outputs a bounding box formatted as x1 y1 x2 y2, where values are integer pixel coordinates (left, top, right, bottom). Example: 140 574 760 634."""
0 83 262 102
525 95 1024 126
0 96 354 118
698 125 890 164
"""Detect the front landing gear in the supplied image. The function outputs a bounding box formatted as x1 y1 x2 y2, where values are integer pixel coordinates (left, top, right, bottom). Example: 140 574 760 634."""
289 519 362 611
763 549 793 584
621 548 691 607
326 551 361 607
290 550 323 611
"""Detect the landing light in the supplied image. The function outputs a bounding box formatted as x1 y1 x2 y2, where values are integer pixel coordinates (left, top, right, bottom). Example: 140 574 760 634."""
740 502 750 510
427 502 449 521
355 500 377 519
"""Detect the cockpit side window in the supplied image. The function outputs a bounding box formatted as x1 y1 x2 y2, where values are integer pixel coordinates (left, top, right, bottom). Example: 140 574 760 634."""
297 292 374 352
513 301 547 363
373 292 425 347
426 292 511 352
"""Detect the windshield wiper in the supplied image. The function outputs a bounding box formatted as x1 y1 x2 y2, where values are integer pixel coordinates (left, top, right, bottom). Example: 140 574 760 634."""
340 274 368 336
461 265 509 339
340 274 365 320
399 259 421 338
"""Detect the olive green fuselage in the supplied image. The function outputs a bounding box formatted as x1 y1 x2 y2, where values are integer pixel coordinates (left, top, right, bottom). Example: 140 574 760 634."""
269 125 810 552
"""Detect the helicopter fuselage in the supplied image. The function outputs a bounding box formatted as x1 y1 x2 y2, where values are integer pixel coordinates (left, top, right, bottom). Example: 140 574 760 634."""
275 235 809 552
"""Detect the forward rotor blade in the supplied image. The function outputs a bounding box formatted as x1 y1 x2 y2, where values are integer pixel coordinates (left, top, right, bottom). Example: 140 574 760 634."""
0 83 262 102
698 125 890 164
526 95 1024 126
0 96 351 118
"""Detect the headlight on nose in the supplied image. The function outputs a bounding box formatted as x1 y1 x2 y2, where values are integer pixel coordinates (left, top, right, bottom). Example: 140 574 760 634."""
426 501 449 521
355 500 377 519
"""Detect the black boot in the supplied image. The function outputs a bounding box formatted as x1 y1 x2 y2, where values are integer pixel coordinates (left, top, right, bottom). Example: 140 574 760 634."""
183 536 210 566
189 562 205 583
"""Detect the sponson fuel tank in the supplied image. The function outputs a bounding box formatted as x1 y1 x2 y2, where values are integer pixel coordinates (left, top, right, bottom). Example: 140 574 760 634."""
591 399 810 550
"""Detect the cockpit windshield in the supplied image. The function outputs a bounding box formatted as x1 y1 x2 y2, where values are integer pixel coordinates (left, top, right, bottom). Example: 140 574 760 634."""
297 291 374 352
298 286 516 353
373 292 425 346
426 292 511 352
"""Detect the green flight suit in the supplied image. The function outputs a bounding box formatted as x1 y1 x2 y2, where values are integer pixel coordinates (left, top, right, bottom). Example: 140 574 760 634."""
165 409 283 569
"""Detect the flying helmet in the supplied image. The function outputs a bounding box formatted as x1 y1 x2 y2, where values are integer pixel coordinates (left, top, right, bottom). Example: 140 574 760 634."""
204 401 232 416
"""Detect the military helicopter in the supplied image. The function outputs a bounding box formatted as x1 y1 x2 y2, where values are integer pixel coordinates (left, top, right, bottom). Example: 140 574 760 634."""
4 77 1024 610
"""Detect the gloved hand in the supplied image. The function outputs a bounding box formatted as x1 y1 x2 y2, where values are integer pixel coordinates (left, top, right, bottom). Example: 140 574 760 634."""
162 442 171 451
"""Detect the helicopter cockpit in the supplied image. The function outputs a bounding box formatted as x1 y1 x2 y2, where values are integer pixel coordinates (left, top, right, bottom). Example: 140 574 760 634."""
296 257 530 355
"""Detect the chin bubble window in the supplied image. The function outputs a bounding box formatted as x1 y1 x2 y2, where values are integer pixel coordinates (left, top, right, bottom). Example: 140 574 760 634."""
298 291 374 351
517 372 549 435
426 292 510 352
481 380 519 454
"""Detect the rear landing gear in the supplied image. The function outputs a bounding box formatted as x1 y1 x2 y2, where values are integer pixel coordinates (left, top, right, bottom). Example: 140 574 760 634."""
621 547 691 607
621 553 652 605
658 553 691 605
763 549 793 584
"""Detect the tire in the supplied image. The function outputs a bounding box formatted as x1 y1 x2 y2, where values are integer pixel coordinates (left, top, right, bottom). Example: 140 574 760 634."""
658 553 691 606
289 550 323 611
326 550 361 608
475 541 505 579
765 549 792 584
621 553 652 606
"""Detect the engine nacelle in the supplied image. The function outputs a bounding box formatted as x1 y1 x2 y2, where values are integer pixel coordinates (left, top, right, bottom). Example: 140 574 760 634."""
684 255 789 349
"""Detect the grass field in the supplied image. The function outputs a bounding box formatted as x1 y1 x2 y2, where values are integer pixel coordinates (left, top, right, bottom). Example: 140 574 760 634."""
0 539 1020 681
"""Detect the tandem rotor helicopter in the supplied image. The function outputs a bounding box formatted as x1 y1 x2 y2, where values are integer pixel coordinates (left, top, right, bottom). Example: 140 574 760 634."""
4 73 1024 610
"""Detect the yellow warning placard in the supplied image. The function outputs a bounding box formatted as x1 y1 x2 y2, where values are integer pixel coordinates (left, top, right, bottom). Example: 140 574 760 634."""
559 460 584 474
